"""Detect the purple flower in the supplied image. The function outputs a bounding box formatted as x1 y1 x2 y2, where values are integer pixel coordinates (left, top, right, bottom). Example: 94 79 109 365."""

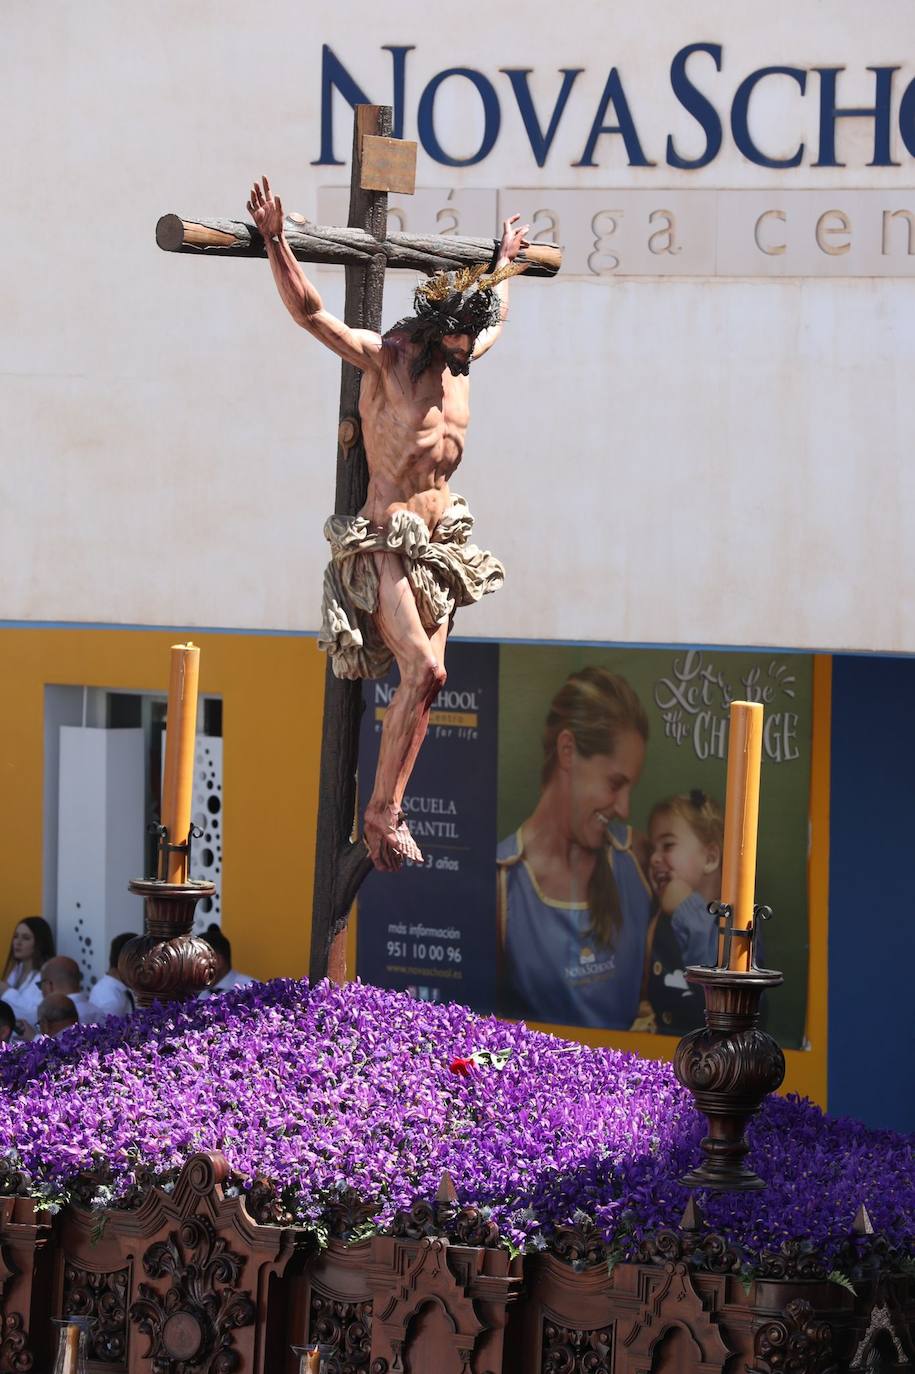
0 978 909 1270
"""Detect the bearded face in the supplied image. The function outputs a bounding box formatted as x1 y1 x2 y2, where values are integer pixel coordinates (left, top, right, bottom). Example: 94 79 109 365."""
386 277 503 380
440 333 473 376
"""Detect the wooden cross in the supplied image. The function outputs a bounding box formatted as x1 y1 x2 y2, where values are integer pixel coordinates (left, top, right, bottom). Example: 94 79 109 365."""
155 104 561 982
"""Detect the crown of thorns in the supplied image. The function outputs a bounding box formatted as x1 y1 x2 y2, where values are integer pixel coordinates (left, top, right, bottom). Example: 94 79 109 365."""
412 262 524 337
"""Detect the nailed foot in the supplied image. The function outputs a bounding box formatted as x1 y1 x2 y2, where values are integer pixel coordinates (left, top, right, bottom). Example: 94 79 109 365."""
364 805 424 872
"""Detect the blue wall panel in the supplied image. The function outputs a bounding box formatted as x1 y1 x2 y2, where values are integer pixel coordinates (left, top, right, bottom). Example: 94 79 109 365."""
829 655 915 1132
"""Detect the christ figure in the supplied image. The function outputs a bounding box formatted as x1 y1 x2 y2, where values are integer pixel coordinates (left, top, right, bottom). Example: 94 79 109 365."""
247 177 528 872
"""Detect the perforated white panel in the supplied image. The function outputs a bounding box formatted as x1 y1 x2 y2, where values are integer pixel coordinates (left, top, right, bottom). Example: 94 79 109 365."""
191 735 223 932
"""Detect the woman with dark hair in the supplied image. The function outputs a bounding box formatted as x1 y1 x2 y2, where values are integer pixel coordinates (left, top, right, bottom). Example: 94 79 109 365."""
0 916 55 1025
497 668 652 1030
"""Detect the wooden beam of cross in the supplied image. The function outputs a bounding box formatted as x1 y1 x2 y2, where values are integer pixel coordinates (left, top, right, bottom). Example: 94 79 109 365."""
155 104 562 982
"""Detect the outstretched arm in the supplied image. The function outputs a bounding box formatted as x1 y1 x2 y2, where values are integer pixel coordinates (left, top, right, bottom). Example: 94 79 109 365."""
247 177 383 372
472 214 530 360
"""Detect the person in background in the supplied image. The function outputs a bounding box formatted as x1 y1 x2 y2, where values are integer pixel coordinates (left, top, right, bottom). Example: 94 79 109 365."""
89 933 137 1020
636 790 722 1034
34 994 79 1039
497 668 652 1030
0 1001 16 1044
198 924 255 997
38 957 97 1024
0 917 55 1027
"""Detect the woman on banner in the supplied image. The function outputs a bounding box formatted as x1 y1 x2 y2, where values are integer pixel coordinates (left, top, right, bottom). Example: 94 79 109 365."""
497 668 653 1029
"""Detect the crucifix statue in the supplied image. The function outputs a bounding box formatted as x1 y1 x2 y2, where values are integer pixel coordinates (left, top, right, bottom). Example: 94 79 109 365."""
247 174 527 874
156 104 560 978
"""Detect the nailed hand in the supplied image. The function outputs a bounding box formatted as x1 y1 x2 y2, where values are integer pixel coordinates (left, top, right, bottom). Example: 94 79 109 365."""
247 175 285 241
499 213 531 265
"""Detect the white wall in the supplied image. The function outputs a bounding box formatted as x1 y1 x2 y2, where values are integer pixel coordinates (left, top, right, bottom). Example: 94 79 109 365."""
3 1 914 651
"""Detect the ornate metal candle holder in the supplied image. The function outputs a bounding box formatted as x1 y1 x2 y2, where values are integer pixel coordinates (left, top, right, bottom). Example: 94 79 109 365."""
674 902 785 1192
119 822 217 1007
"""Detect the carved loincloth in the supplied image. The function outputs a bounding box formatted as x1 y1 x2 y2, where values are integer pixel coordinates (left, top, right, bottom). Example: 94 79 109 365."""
318 495 505 680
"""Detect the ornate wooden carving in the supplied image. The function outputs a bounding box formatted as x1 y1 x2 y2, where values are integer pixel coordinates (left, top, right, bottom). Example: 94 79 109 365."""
130 1216 256 1373
375 1238 484 1344
638 1226 742 1275
0 1199 52 1374
49 1153 300 1374
120 881 217 1007
542 1319 612 1373
390 1200 501 1250
242 1180 287 1227
448 1206 501 1250
551 1217 609 1270
618 1261 733 1374
390 1201 438 1241
368 1234 521 1372
0 1167 28 1203
675 968 786 1190
0 1146 910 1374
749 1298 837 1374
850 1302 910 1369
308 1292 372 1372
323 1193 380 1244
62 1260 130 1366
754 1245 833 1283
0 1314 32 1374
676 1003 785 1106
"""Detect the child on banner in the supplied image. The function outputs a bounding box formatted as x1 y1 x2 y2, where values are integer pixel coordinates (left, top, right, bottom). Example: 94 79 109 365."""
633 790 722 1034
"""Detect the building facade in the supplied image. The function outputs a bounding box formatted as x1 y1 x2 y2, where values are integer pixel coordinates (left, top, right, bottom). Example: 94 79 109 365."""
2 0 913 1127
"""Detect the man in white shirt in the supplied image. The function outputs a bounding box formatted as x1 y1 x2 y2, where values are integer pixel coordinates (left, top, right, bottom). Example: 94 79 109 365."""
38 957 98 1024
198 924 255 998
17 993 81 1041
89 933 136 1021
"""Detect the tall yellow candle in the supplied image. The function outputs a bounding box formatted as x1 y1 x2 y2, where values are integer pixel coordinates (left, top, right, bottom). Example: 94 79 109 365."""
305 1349 321 1374
160 643 200 884
719 701 764 972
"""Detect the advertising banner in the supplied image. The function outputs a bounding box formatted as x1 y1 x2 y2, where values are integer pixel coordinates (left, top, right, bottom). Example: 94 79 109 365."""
497 646 812 1048
358 642 812 1049
356 641 500 1011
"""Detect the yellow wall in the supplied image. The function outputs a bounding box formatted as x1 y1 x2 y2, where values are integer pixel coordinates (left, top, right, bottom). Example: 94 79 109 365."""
0 628 326 980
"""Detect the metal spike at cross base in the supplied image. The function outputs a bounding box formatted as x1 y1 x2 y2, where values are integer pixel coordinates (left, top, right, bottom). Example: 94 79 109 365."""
680 1196 705 1231
436 1171 458 1205
852 1202 875 1235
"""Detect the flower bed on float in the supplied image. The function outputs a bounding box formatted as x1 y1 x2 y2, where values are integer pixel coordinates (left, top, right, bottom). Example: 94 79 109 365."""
0 978 912 1374
1 977 913 1267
